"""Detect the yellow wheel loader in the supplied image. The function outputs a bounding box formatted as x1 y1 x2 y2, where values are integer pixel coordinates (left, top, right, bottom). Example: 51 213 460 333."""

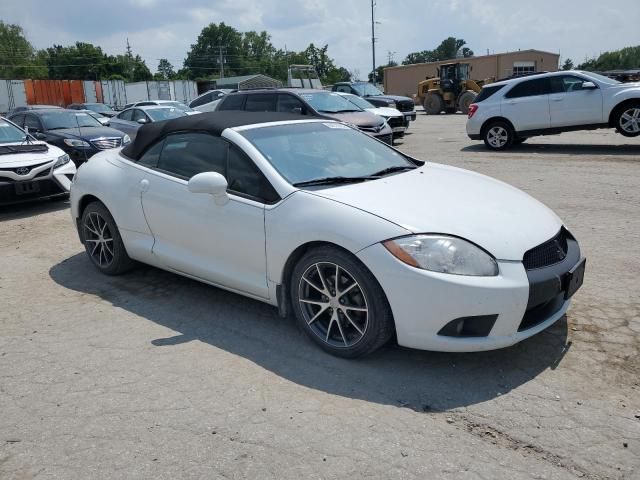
417 63 493 115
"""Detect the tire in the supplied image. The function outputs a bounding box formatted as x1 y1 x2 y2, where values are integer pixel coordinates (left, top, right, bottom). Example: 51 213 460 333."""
423 93 444 115
458 91 477 115
614 102 640 137
483 120 515 151
80 201 135 275
290 246 394 358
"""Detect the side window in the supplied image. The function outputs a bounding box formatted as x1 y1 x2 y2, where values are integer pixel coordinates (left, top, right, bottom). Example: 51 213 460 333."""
218 94 246 111
189 93 213 108
227 145 279 203
277 94 305 114
504 78 549 98
24 115 42 132
549 75 590 94
245 94 277 112
118 109 133 121
137 139 164 168
132 109 148 122
335 85 351 93
10 114 25 127
157 133 227 179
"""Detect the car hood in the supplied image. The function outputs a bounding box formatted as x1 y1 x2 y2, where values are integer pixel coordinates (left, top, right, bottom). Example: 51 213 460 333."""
365 94 413 102
366 107 403 118
307 163 563 260
0 142 65 167
322 110 385 128
47 126 125 140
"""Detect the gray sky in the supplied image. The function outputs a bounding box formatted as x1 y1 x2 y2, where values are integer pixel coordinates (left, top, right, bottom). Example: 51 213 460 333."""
1 0 638 78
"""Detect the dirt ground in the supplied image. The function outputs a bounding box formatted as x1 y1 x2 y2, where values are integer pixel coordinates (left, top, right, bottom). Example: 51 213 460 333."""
1 113 639 480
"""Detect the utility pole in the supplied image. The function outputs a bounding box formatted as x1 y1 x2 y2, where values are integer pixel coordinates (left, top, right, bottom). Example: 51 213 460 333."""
218 46 225 79
387 50 396 65
371 0 376 84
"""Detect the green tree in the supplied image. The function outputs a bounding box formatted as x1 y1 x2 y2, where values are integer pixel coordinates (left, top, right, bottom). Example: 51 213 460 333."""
156 58 175 79
403 37 473 65
131 55 152 81
183 22 244 79
578 46 640 71
562 58 574 70
44 42 108 80
0 21 47 78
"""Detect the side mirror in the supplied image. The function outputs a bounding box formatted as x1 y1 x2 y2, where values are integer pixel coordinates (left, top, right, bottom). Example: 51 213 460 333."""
582 81 597 90
188 172 229 205
137 118 148 124
291 107 303 115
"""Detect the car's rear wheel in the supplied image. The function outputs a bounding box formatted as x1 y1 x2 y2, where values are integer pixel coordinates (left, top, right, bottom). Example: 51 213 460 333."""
483 121 514 150
423 93 444 115
81 201 135 275
615 103 640 137
290 246 394 358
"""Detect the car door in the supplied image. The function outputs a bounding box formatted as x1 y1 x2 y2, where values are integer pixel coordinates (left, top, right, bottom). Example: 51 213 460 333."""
548 74 604 127
277 94 307 114
138 132 274 299
110 109 135 135
128 109 149 140
501 78 551 132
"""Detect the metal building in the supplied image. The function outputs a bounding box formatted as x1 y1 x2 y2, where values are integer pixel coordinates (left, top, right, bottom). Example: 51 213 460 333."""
213 74 283 90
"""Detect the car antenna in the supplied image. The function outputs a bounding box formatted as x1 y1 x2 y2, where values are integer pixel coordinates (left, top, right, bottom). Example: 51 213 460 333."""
74 110 89 164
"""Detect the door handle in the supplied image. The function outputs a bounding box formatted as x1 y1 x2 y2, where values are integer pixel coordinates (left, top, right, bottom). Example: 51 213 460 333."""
140 179 149 193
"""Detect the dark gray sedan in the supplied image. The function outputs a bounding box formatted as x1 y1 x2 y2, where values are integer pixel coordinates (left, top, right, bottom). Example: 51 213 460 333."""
107 106 187 140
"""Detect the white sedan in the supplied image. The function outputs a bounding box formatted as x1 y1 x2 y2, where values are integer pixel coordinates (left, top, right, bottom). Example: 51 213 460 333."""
70 112 585 357
1 116 76 205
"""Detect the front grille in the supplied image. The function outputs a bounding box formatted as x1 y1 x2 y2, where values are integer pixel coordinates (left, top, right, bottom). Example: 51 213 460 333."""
518 293 564 331
387 117 404 128
358 125 384 134
91 137 122 150
396 101 415 112
523 228 569 270
0 161 51 177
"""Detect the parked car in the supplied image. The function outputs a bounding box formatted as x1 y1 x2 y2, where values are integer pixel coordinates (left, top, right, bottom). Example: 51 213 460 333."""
68 102 118 118
70 111 585 358
0 116 76 205
336 92 406 140
467 70 640 150
7 109 130 166
331 82 417 127
7 105 62 116
122 100 200 115
189 89 233 112
80 109 110 125
108 106 188 141
216 89 393 144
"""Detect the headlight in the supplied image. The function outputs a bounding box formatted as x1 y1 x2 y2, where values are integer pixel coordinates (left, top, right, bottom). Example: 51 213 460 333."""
54 154 70 169
63 138 90 148
383 235 498 276
122 134 131 145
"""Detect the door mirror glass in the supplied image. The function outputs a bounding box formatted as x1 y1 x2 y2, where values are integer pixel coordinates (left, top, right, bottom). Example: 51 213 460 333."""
188 172 229 205
582 81 597 89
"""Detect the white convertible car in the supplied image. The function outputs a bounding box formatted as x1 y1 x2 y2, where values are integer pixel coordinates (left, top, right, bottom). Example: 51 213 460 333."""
70 112 585 357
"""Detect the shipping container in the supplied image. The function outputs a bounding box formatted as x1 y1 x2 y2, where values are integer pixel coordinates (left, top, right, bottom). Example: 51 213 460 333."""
83 80 98 103
100 80 127 109
170 80 198 105
0 79 27 114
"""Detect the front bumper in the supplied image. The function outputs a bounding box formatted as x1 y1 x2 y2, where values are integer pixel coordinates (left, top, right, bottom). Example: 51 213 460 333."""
0 161 76 206
357 239 583 352
402 111 416 124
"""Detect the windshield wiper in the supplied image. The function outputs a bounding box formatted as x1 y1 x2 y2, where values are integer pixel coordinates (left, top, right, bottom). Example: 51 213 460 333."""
293 176 373 187
368 165 417 177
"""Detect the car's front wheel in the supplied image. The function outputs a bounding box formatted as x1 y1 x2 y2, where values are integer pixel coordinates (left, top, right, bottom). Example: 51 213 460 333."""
81 201 135 275
615 102 640 137
483 121 515 150
290 246 394 358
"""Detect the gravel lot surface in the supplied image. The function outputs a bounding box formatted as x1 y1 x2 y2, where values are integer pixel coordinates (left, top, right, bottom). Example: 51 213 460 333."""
1 113 639 479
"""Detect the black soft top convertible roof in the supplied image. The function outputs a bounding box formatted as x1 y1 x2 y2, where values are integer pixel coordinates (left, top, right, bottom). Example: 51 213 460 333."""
122 111 314 160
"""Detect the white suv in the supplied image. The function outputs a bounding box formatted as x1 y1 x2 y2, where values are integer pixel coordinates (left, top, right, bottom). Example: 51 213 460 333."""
466 71 640 150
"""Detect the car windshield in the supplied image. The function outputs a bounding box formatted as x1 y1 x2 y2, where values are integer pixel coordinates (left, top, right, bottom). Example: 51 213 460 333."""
298 92 363 113
41 111 103 129
352 83 384 96
579 71 621 85
240 122 415 185
342 94 375 110
0 119 28 143
85 103 111 113
145 108 186 121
